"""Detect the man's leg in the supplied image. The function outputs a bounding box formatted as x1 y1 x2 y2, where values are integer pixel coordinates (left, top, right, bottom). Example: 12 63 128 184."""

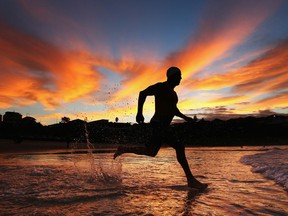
114 145 151 159
166 127 207 189
175 146 207 189
114 124 161 159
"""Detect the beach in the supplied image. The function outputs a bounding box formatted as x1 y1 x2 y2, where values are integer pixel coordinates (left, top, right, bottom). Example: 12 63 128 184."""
0 139 118 153
0 142 287 215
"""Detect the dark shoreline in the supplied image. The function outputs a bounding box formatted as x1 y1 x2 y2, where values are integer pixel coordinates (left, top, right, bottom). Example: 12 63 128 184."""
1 138 287 154
1 115 288 154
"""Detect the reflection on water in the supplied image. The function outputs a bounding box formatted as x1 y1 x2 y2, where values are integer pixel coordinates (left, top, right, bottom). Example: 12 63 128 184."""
0 147 287 215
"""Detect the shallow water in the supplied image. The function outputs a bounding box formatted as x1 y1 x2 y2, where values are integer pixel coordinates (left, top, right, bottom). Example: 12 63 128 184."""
0 146 287 215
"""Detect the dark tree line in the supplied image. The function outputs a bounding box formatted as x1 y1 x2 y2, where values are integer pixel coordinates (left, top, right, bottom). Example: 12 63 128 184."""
0 115 287 147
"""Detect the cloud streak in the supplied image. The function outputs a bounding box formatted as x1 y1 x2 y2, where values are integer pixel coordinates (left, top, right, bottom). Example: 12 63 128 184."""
105 0 282 105
188 39 288 109
166 0 281 78
0 21 102 109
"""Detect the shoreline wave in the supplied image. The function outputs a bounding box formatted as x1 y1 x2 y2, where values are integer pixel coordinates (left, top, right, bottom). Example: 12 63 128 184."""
240 148 288 191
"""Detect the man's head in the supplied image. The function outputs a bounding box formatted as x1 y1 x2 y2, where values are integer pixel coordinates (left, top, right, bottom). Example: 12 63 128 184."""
166 66 182 86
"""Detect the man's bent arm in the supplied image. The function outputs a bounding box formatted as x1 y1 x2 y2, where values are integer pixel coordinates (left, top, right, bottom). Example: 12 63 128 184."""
136 83 159 123
137 90 147 114
175 108 193 122
136 90 149 123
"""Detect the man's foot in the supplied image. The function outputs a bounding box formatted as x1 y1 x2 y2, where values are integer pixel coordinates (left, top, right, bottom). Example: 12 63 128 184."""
113 146 124 159
188 180 208 190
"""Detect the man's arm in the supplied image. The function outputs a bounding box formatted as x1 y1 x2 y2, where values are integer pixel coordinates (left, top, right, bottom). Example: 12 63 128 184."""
136 83 159 123
136 90 147 123
175 108 193 122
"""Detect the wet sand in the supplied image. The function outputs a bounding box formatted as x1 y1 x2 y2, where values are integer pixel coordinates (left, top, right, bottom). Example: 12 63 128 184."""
0 139 68 153
0 139 119 154
0 146 287 215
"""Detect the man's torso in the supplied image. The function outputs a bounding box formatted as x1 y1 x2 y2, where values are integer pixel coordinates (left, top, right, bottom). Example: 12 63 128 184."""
150 82 178 124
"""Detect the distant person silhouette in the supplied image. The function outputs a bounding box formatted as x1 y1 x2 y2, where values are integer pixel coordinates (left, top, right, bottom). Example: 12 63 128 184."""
114 66 207 189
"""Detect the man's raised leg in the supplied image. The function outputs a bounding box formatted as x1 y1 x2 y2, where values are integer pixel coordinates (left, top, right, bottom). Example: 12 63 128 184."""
113 145 159 159
114 146 149 159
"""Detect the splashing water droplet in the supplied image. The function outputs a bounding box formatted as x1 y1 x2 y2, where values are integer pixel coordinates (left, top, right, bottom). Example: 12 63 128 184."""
71 118 122 184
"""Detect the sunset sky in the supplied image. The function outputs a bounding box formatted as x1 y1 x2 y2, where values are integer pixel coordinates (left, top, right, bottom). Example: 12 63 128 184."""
0 0 288 125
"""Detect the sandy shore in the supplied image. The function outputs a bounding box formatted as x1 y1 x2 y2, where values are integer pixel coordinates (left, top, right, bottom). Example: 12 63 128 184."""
0 139 67 153
0 139 117 154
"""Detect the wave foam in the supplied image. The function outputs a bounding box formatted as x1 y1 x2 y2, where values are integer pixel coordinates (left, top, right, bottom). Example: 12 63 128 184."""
240 148 288 191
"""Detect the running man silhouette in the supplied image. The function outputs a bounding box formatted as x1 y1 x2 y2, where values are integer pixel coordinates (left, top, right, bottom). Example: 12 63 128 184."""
114 66 207 189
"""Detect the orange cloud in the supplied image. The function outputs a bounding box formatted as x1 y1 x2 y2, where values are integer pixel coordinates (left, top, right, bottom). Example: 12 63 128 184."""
208 95 252 107
86 53 165 104
107 0 281 104
0 22 102 109
253 91 288 111
111 63 163 103
181 39 288 117
187 39 288 94
167 0 281 79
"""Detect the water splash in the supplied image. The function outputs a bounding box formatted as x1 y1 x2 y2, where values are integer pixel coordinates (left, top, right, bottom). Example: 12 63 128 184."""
71 119 122 184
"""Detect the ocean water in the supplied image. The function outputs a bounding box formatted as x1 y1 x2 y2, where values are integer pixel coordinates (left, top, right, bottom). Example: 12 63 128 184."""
241 148 288 192
0 146 287 216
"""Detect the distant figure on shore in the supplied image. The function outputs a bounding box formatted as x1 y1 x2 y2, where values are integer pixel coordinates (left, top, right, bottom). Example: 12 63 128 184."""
114 66 207 190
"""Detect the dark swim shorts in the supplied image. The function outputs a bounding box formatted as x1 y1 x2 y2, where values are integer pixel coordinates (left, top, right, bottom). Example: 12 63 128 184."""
145 119 184 156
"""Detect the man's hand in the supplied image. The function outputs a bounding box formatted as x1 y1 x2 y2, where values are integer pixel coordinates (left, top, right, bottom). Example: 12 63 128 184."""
136 113 144 124
175 109 195 122
184 116 194 122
